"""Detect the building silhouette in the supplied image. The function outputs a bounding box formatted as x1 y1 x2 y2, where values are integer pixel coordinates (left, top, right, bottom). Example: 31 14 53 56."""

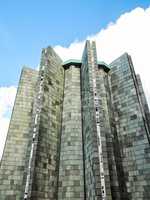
0 41 150 200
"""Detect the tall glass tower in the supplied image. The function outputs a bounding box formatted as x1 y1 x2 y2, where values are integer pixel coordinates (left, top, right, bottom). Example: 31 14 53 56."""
0 41 150 200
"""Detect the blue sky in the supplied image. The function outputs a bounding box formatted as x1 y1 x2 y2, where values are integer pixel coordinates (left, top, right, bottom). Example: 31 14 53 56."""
0 0 150 86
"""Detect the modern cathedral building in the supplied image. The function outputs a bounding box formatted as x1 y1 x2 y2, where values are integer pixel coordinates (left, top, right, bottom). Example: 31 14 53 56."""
0 41 150 200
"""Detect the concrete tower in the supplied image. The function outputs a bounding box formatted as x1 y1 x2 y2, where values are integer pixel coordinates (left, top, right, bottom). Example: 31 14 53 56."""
0 41 150 200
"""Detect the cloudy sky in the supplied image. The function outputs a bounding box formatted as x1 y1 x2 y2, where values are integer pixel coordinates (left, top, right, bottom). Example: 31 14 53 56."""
0 1 150 158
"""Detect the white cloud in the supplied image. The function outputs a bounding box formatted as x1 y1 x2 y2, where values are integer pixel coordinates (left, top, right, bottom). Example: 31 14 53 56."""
0 86 17 159
54 6 150 107
54 40 85 62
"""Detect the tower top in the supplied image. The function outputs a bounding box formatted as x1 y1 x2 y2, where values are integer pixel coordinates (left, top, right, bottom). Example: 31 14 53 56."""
97 61 110 72
62 41 110 72
62 59 82 69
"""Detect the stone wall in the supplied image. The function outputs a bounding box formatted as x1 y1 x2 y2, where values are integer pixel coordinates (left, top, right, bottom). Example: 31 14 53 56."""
58 65 84 199
96 66 121 200
30 47 64 199
109 53 150 199
0 68 38 200
81 41 102 200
